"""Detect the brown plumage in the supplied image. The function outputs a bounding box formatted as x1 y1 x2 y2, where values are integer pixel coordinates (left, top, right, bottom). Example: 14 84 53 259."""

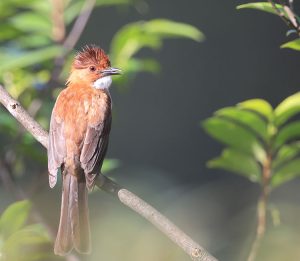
48 45 120 256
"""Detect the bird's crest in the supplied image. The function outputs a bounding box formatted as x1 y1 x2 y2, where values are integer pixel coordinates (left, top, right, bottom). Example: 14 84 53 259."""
73 45 110 69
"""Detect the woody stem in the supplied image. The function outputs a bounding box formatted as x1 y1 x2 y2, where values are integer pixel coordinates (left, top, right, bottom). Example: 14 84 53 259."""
247 154 271 261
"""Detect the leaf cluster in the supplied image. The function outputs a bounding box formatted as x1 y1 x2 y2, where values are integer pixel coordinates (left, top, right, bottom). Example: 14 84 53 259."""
203 93 300 189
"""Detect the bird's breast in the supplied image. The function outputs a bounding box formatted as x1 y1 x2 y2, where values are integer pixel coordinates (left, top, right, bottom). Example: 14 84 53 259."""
53 85 111 149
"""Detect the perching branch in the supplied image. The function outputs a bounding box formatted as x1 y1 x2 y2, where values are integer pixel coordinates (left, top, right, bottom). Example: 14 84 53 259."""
0 84 218 261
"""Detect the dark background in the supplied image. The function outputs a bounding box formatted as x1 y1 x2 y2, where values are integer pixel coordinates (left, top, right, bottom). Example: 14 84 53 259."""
72 1 300 260
80 0 300 184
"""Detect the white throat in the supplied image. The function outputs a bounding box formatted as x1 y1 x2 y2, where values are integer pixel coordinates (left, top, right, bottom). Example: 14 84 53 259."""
92 76 112 90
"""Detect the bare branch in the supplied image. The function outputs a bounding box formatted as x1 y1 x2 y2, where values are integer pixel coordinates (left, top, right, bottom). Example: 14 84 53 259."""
0 84 218 261
63 0 96 51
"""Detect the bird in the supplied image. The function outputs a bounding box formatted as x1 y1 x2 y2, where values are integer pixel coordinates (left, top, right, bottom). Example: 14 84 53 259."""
47 45 121 256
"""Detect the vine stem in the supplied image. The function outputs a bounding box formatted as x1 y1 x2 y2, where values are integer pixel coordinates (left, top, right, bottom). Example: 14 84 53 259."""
0 84 217 261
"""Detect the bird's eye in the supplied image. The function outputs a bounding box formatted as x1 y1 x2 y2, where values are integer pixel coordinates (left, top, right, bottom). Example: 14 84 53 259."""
89 66 96 72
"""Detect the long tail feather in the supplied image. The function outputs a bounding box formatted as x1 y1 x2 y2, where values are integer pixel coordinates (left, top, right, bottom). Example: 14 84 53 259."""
54 173 91 256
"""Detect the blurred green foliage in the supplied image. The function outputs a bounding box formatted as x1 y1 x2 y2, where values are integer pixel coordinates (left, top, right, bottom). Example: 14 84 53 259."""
0 0 203 177
0 200 55 261
0 0 203 259
203 92 300 189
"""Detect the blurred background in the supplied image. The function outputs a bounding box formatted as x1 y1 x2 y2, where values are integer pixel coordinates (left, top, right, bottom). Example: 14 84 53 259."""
1 0 300 260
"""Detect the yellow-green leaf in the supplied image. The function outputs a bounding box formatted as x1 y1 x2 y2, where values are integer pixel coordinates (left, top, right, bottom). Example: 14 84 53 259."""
0 200 31 240
208 148 261 183
202 117 266 162
237 3 284 16
274 92 300 126
272 159 300 188
274 121 300 149
238 99 273 121
215 107 268 141
281 39 300 51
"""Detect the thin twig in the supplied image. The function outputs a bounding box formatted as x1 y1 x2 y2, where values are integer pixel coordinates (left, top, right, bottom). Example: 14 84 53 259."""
63 0 96 51
0 84 217 261
268 0 300 35
50 0 96 84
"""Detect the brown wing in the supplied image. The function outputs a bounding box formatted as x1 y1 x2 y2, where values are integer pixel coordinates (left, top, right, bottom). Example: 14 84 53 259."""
48 111 66 188
80 113 111 189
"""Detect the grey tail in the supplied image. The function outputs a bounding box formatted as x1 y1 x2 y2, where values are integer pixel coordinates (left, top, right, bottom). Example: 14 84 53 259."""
54 173 91 256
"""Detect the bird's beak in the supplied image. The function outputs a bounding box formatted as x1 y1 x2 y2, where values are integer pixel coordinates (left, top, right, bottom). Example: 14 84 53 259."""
100 67 122 76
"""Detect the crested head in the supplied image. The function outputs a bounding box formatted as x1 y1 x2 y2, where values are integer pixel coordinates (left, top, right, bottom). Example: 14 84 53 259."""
67 45 121 90
72 45 110 70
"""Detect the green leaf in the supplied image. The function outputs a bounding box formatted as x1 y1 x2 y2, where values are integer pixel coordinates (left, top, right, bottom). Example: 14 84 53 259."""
0 23 19 41
274 92 300 126
272 159 300 188
0 46 63 72
281 39 300 51
238 99 273 121
274 121 300 149
110 22 162 64
208 148 261 183
215 107 268 141
110 19 204 70
143 19 204 42
2 224 52 261
0 200 31 240
202 117 266 162
273 142 300 169
15 35 51 48
9 12 51 35
237 3 284 16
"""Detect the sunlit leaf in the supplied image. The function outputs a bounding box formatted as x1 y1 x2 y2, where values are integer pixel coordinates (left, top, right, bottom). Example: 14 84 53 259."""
208 148 261 182
274 92 300 126
202 117 266 162
110 22 162 64
274 121 300 149
236 3 284 16
0 200 31 240
281 39 300 51
110 19 204 77
272 159 300 188
215 107 268 141
143 19 204 42
238 99 273 121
